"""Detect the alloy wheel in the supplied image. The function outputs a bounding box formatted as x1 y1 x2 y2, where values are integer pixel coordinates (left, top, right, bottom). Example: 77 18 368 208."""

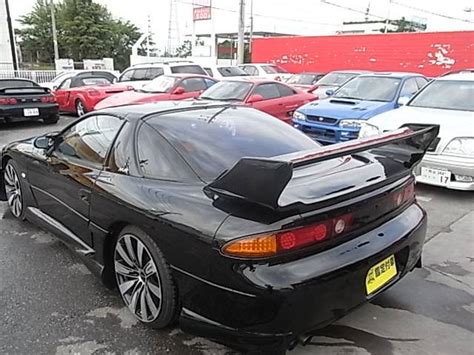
4 162 23 218
114 234 162 322
76 101 85 116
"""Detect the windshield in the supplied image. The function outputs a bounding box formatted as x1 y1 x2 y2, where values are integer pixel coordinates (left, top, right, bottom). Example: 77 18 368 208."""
262 65 288 74
217 66 249 77
333 77 401 102
317 72 358 86
141 76 178 93
0 80 38 89
287 74 318 85
200 81 253 101
409 80 474 111
149 107 319 180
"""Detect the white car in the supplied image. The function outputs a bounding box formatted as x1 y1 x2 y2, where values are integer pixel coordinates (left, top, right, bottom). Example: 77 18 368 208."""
359 73 474 191
311 70 370 99
117 61 208 89
203 65 249 80
238 63 292 81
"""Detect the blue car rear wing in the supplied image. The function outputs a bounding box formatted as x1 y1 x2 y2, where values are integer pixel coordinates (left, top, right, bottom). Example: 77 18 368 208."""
204 125 439 210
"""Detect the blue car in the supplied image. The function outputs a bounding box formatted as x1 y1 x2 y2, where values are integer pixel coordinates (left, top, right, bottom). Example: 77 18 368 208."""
293 72 429 144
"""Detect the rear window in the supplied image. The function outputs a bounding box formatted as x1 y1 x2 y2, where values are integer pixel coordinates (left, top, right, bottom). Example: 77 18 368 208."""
80 78 111 86
147 107 318 180
217 66 248 77
317 72 358 86
170 65 207 75
262 65 288 74
0 80 38 89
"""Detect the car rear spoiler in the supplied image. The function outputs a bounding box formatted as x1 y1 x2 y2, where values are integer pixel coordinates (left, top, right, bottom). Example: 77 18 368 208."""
0 87 51 95
203 125 439 210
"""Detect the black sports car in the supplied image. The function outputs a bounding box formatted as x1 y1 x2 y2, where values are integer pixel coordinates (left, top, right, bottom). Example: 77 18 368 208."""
0 78 59 124
0 101 438 353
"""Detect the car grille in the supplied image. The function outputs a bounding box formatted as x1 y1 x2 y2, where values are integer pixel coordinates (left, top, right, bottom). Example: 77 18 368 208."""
306 115 338 125
427 137 440 152
302 126 336 141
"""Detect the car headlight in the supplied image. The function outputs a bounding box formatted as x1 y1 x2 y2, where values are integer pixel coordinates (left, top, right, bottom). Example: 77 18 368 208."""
358 122 382 138
339 119 362 129
293 111 306 121
443 138 474 157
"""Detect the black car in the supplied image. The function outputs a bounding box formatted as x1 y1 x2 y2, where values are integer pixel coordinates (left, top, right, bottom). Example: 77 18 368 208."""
0 79 59 124
0 101 438 353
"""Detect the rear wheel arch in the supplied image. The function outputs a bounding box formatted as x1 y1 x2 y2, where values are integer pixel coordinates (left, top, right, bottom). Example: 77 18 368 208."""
101 221 131 289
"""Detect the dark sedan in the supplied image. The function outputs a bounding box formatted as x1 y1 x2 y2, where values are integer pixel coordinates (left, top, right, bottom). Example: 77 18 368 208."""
0 79 59 124
0 101 438 353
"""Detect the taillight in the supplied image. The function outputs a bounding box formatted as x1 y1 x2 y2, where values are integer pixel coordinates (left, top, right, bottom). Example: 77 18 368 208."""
222 180 415 259
40 96 56 103
87 89 100 96
0 97 17 105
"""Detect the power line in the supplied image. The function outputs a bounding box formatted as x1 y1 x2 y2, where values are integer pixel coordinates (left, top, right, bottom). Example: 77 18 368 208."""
176 0 341 27
320 0 385 20
391 1 474 23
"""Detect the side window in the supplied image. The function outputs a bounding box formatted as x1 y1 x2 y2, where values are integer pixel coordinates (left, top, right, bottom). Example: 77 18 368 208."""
137 123 193 181
241 66 258 75
180 78 207 92
58 78 71 90
276 83 296 97
400 78 419 98
204 68 213 77
146 67 164 80
132 68 148 81
119 70 134 82
415 77 428 89
57 115 124 165
254 83 281 100
204 78 217 88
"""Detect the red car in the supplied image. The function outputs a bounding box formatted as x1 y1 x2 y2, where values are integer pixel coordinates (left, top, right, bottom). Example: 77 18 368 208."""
198 79 316 123
95 74 218 110
53 75 132 116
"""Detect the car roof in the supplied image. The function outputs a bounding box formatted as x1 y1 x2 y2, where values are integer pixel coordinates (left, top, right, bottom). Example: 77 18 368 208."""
358 72 424 78
158 73 212 79
131 61 198 68
97 100 235 120
326 70 372 74
436 72 474 81
0 78 36 83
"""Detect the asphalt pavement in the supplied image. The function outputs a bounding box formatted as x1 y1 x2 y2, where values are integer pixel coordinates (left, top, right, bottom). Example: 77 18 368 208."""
1 116 473 355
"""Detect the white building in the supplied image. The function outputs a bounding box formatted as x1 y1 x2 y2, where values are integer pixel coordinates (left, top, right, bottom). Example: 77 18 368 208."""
0 0 14 70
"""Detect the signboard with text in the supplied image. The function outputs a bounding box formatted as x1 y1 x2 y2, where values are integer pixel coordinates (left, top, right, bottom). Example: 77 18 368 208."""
193 0 211 21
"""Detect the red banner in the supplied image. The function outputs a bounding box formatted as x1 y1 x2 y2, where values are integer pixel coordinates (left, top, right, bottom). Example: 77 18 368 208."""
252 31 474 77
193 6 211 21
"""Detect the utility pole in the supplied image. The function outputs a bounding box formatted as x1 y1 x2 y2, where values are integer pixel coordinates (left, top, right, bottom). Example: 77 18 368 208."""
384 0 392 33
237 0 245 64
50 0 59 61
249 0 253 55
5 0 18 70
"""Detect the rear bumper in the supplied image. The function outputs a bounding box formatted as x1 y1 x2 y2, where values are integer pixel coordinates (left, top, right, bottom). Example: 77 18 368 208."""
414 154 474 191
0 104 59 121
293 119 359 143
175 203 427 350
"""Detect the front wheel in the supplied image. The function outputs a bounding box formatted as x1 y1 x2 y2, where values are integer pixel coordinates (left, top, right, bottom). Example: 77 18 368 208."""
114 226 177 328
3 160 25 219
75 100 87 116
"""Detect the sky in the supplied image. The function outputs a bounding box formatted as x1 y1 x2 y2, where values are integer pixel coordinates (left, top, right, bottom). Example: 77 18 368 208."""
10 0 474 50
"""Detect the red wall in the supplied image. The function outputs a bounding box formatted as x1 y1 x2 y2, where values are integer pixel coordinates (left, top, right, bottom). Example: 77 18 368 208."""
252 31 474 77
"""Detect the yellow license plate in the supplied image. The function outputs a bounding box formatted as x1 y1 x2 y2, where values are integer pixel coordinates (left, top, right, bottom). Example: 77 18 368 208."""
365 255 397 295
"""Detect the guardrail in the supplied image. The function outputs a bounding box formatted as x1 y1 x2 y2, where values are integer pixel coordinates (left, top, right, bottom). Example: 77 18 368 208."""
0 70 59 83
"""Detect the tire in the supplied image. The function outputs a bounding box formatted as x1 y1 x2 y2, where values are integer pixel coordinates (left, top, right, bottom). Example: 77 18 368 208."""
75 100 87 116
43 114 59 124
113 226 177 328
3 159 26 219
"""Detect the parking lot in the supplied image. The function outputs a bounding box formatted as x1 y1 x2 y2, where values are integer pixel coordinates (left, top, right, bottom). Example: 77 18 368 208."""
0 116 472 355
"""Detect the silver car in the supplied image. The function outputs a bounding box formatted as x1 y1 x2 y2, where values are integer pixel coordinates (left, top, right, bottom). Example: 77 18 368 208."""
359 73 474 191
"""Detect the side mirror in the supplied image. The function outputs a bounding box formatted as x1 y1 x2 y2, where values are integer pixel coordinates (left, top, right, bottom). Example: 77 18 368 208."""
33 136 53 150
397 96 410 106
325 89 334 96
247 94 264 104
172 87 185 95
53 85 58 91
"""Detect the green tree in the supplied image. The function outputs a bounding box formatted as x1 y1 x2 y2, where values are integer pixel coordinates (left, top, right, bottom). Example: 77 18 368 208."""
380 17 427 33
17 0 143 70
